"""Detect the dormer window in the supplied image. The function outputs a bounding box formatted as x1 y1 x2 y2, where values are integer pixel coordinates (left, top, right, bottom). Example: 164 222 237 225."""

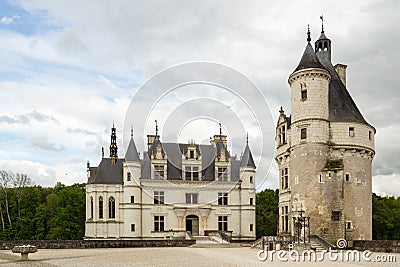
185 166 199 181
190 150 195 159
217 167 228 181
154 165 165 179
279 125 286 145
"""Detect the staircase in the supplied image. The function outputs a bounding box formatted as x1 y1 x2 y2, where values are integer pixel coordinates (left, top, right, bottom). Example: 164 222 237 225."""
190 236 238 248
310 240 326 252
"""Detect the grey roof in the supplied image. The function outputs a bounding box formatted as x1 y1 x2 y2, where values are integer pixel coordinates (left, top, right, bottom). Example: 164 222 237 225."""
87 158 123 184
125 137 140 162
293 42 325 73
240 144 256 168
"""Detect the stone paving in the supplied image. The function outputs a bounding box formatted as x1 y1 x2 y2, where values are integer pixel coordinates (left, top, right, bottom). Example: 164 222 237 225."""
0 247 399 266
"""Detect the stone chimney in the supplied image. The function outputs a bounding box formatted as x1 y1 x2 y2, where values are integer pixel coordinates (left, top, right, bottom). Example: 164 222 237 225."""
334 63 347 86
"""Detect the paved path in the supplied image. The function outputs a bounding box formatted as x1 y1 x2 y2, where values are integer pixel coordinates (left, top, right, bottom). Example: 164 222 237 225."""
0 247 399 266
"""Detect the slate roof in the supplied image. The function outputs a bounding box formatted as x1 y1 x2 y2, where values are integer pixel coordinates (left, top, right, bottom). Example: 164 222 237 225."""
125 137 140 162
240 144 256 168
293 42 325 73
87 158 123 184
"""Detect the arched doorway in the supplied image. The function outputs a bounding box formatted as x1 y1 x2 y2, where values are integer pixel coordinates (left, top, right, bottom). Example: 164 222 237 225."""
186 215 199 236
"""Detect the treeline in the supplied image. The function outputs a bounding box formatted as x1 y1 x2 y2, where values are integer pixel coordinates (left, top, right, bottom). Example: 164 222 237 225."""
0 170 85 240
372 193 400 240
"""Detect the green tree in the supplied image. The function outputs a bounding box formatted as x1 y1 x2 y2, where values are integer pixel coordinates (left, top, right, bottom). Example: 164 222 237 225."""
256 189 279 238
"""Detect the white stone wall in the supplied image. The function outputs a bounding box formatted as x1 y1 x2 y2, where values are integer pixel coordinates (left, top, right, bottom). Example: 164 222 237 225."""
330 122 375 152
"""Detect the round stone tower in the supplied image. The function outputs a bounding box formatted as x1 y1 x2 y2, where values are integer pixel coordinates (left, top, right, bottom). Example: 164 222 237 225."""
276 24 375 244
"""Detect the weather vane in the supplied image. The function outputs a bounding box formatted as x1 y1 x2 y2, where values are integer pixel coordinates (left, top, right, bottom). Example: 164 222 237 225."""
320 15 325 33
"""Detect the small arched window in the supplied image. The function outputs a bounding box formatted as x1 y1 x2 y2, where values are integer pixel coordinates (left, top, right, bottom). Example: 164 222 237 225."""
90 196 93 219
99 196 103 219
109 196 115 219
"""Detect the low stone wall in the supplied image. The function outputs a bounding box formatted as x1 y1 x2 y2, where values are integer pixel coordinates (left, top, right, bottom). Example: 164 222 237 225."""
352 240 400 253
0 239 196 250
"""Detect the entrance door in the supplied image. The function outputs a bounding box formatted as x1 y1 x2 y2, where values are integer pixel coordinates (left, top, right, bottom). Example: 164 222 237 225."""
186 215 199 236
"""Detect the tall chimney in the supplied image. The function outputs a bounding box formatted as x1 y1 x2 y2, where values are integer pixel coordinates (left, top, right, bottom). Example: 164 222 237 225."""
334 64 347 86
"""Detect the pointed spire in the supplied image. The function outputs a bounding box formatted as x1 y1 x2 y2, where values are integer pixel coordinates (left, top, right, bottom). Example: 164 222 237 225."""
240 141 256 168
320 15 325 33
307 24 311 43
246 132 249 145
109 122 118 164
125 125 140 162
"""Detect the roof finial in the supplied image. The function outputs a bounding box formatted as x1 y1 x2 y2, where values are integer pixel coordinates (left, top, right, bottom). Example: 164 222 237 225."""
219 123 222 135
307 24 311 43
131 125 133 138
279 106 285 114
320 15 325 33
246 132 249 145
155 120 158 136
112 120 115 128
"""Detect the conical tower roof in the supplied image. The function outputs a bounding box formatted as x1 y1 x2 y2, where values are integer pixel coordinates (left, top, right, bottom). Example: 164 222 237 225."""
240 143 256 168
125 136 140 162
293 27 325 73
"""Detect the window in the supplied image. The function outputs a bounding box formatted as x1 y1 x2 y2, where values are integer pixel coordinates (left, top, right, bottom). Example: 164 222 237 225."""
218 192 228 205
218 216 228 231
369 131 372 140
154 165 165 179
345 173 350 182
300 128 307 140
131 224 135 232
250 197 254 205
279 125 286 145
130 196 135 203
90 197 93 219
319 174 323 183
332 211 340 221
346 221 352 230
154 216 164 232
185 166 199 181
349 127 355 137
217 167 228 181
190 150 195 159
99 196 103 219
250 176 253 184
250 224 254 232
281 168 288 189
127 172 131 181
301 90 307 100
154 191 165 204
186 193 198 204
109 196 115 219
281 206 289 233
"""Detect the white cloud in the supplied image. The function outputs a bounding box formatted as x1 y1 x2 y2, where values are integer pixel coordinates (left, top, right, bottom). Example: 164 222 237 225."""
0 16 19 25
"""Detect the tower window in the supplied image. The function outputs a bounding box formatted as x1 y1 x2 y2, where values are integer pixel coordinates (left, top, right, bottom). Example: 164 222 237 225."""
369 131 372 140
345 174 350 182
130 196 135 203
300 128 307 140
301 90 307 100
90 197 93 219
131 224 136 232
127 172 131 181
332 211 340 221
346 221 352 230
318 174 323 183
250 197 254 205
250 176 253 184
349 127 355 137
281 168 289 189
250 224 254 232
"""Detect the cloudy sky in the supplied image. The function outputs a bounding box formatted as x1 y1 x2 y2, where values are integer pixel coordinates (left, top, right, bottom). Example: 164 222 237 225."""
0 0 399 195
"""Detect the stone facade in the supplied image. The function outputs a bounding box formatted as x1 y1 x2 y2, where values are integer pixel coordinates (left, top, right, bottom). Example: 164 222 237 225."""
85 125 256 241
276 26 375 244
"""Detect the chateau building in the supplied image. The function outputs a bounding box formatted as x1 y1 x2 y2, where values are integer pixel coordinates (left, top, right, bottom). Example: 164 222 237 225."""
85 124 256 241
276 25 375 243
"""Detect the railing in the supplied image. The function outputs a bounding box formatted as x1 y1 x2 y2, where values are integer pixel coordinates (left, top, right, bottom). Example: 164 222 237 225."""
251 236 295 250
204 230 232 243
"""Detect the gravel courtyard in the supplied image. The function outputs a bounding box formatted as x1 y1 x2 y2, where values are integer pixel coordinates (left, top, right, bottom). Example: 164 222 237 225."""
0 247 399 267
